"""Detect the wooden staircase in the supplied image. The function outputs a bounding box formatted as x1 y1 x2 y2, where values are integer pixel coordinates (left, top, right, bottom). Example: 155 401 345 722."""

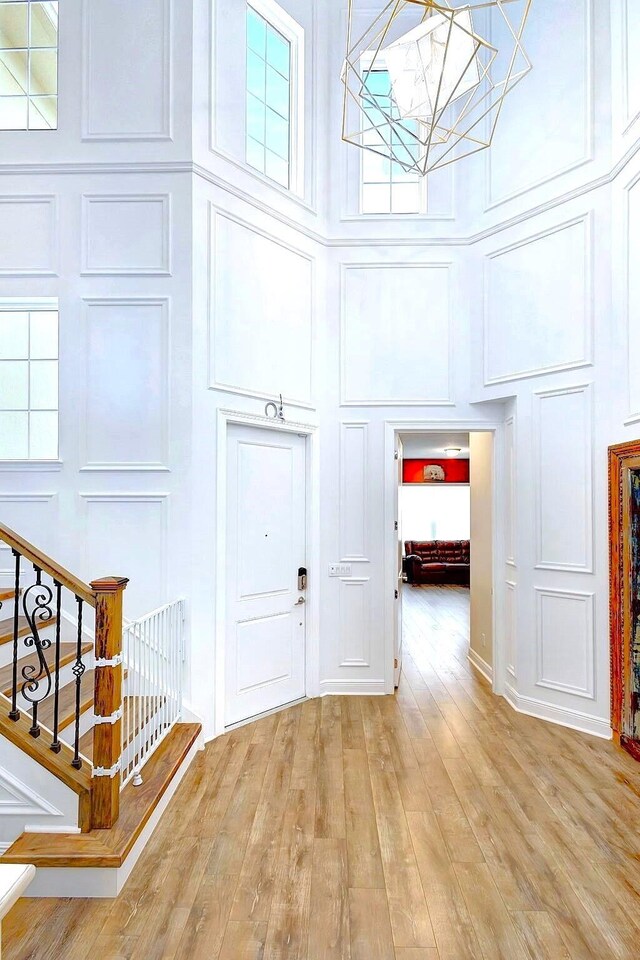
0 522 202 897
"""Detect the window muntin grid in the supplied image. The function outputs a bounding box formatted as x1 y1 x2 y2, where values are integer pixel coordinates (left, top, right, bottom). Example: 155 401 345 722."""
0 306 58 460
0 1 58 131
360 66 423 215
246 4 291 189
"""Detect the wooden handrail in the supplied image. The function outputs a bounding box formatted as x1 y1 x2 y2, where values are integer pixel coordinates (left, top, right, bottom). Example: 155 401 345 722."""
0 522 95 606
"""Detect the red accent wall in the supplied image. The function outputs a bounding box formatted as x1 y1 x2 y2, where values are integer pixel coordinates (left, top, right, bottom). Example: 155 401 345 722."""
403 458 470 484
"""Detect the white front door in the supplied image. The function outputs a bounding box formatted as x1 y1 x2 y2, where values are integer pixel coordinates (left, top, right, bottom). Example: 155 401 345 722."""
225 424 307 726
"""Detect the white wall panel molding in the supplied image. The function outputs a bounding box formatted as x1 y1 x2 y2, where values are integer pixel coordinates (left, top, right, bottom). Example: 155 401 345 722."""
621 0 640 137
0 767 64 819
319 679 385 695
339 422 369 563
82 0 172 141
79 493 169 619
0 196 57 277
340 262 453 407
534 586 595 700
624 168 640 424
485 0 594 211
505 580 516 681
504 686 610 739
483 214 593 386
81 195 171 276
209 207 314 409
0 494 57 577
80 298 171 471
505 415 516 567
339 577 371 668
533 384 594 573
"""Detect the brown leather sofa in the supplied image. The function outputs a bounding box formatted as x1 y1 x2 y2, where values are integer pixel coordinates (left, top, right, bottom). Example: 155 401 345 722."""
404 540 470 586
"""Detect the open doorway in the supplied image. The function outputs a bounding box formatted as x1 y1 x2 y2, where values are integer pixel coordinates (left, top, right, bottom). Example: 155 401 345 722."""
391 429 495 691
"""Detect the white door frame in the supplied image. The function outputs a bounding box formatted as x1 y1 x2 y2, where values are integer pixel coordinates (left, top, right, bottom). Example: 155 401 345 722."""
214 408 320 737
383 418 506 696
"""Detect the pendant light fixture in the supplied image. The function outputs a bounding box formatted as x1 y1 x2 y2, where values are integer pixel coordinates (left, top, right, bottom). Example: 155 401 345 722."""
341 0 532 176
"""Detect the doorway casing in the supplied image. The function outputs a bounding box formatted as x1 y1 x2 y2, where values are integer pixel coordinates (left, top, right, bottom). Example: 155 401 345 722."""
214 408 320 737
383 419 506 696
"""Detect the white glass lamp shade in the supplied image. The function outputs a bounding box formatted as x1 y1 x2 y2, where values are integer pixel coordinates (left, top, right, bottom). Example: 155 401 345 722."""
383 10 481 120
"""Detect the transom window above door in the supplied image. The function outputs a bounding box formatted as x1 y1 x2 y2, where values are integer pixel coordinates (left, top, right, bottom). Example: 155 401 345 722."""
245 0 304 194
0 1 58 130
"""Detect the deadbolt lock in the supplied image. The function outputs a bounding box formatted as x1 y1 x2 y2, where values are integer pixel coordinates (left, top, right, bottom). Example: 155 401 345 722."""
298 566 307 591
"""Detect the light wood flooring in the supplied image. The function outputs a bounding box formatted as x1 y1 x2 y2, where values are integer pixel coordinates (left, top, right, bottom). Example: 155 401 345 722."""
6 584 640 960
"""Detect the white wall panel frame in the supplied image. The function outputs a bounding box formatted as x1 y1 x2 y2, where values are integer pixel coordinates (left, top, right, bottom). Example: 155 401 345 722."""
0 494 58 577
81 0 172 141
80 298 171 472
81 195 172 276
535 586 595 700
624 167 640 424
208 206 315 409
620 0 640 137
505 415 516 567
0 197 58 277
340 262 454 407
483 213 593 386
505 580 516 681
533 383 594 573
339 421 369 563
485 0 594 210
338 577 371 667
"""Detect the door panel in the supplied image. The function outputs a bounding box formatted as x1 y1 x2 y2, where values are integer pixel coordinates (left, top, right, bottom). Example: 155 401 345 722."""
226 425 306 726
395 437 404 688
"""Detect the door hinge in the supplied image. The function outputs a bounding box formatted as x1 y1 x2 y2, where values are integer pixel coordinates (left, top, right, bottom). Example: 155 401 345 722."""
394 658 398 669
394 589 399 600
394 451 399 461
394 520 398 531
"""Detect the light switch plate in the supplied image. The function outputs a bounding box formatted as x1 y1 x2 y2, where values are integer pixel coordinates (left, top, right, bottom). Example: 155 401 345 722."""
329 563 352 577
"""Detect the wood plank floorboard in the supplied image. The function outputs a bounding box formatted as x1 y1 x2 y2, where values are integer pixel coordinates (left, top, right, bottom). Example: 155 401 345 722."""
5 584 640 959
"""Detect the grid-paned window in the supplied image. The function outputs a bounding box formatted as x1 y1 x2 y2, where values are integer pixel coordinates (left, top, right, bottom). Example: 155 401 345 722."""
246 4 291 189
361 66 422 215
0 304 58 460
0 1 58 130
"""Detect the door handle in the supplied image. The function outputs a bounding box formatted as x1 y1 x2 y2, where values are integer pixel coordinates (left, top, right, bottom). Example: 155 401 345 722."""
294 597 306 606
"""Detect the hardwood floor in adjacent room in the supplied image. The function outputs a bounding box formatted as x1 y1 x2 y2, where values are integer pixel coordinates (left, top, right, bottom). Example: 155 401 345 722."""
6 584 640 959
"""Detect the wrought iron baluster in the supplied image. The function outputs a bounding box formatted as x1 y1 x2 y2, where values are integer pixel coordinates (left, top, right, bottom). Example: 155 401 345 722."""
71 597 85 769
8 549 21 721
50 581 62 753
22 566 53 739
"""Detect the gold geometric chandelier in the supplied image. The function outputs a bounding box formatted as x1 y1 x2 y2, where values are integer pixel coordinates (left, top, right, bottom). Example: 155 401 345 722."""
341 0 533 176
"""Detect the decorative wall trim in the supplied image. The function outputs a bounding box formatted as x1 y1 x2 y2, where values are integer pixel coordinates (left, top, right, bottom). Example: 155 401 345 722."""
485 0 594 211
624 167 640 424
319 679 385 695
0 767 64 819
339 423 369 562
0 196 58 277
505 579 516 681
483 213 594 386
339 577 371 668
533 384 594 573
621 0 640 136
468 647 493 684
0 493 57 576
534 586 596 700
505 415 516 566
504 684 610 740
81 0 172 141
340 262 454 407
208 206 315 409
80 298 171 472
81 194 172 276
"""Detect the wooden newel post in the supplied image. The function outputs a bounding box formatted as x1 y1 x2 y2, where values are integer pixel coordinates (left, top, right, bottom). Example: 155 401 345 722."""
90 576 129 829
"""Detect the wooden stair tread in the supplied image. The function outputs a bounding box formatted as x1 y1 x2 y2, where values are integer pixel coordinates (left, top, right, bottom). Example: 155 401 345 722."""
0 641 92 699
38 670 95 733
0 615 58 647
78 694 166 762
0 588 21 603
2 723 201 868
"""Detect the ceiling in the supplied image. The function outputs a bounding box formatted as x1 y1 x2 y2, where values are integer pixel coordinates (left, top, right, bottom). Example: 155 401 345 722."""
399 432 470 459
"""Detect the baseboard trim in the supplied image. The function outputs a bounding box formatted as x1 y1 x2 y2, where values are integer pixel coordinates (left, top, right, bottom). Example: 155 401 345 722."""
319 680 386 696
467 648 493 684
503 683 612 740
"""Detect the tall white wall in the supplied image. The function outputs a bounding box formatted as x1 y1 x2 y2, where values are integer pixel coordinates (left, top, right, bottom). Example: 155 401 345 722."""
0 0 637 743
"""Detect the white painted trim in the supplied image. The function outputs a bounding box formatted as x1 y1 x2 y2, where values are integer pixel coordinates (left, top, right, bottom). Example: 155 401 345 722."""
339 422 370 563
0 196 58 277
319 679 385 695
467 647 493 684
503 683 611 740
81 194 172 277
214 409 320 738
339 262 454 407
81 0 173 142
534 586 596 700
383 419 505 697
